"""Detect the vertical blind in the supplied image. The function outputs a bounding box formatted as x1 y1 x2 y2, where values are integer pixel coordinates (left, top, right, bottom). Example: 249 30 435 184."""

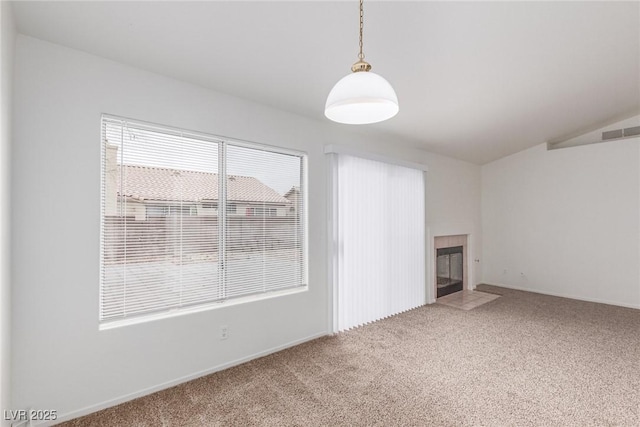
332 154 425 332
100 116 306 323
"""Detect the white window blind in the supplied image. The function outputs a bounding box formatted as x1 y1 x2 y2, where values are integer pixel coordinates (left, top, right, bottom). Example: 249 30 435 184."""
100 116 306 324
224 144 305 299
331 154 425 332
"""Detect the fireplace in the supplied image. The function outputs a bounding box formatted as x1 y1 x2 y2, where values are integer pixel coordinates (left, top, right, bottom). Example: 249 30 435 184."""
436 245 463 298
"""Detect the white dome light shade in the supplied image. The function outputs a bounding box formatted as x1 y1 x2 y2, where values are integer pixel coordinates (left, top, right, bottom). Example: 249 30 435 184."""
325 71 399 125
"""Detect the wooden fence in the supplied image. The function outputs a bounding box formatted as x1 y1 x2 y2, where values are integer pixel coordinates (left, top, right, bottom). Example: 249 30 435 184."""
103 216 301 264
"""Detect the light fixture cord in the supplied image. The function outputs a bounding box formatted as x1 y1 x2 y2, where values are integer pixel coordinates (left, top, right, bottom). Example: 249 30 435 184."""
351 0 371 72
358 0 364 60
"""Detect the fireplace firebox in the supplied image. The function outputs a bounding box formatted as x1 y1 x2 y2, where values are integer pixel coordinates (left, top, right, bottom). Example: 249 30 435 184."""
436 246 463 298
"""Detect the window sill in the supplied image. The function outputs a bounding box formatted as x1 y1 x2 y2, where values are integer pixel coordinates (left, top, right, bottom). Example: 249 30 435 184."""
99 285 309 331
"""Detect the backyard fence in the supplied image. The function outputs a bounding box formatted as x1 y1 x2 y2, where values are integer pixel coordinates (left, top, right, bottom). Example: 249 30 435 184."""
103 215 301 264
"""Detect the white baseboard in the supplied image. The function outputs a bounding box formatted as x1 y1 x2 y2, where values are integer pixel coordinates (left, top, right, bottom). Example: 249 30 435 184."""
47 331 328 426
481 282 640 310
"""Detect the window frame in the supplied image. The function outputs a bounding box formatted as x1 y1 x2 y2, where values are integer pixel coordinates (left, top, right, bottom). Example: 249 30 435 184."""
99 114 309 329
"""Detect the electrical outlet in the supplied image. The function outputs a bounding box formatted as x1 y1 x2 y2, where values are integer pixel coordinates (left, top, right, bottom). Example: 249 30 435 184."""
220 325 229 340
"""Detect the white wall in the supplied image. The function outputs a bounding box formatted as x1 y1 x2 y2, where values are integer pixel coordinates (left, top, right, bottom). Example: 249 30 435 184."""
12 35 482 422
482 138 640 308
0 1 15 424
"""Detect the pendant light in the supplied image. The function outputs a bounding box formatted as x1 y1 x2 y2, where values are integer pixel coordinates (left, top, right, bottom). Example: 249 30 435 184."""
325 0 399 125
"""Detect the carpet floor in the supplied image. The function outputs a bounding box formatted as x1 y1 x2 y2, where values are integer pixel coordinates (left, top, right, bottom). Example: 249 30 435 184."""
61 285 640 426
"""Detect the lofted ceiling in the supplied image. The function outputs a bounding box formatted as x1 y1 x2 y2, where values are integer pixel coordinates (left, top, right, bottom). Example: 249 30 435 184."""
12 1 640 164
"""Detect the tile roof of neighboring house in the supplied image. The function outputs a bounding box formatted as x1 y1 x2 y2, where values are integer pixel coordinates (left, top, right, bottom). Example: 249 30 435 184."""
117 165 289 204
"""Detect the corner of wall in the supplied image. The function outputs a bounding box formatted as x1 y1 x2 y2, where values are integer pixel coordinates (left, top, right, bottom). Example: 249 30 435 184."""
0 0 16 423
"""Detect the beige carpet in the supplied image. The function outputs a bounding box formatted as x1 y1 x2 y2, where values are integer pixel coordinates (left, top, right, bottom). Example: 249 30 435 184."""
60 285 640 426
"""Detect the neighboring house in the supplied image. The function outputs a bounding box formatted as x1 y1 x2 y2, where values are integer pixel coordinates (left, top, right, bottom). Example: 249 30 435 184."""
284 186 301 217
102 145 299 263
104 145 291 219
117 165 290 220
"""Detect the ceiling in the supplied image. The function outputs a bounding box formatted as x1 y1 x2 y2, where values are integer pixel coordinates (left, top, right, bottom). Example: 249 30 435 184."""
12 1 640 164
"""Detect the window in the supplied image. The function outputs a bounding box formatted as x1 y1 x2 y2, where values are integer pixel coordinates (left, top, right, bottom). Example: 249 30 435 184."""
244 207 277 217
101 115 306 325
146 204 192 217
